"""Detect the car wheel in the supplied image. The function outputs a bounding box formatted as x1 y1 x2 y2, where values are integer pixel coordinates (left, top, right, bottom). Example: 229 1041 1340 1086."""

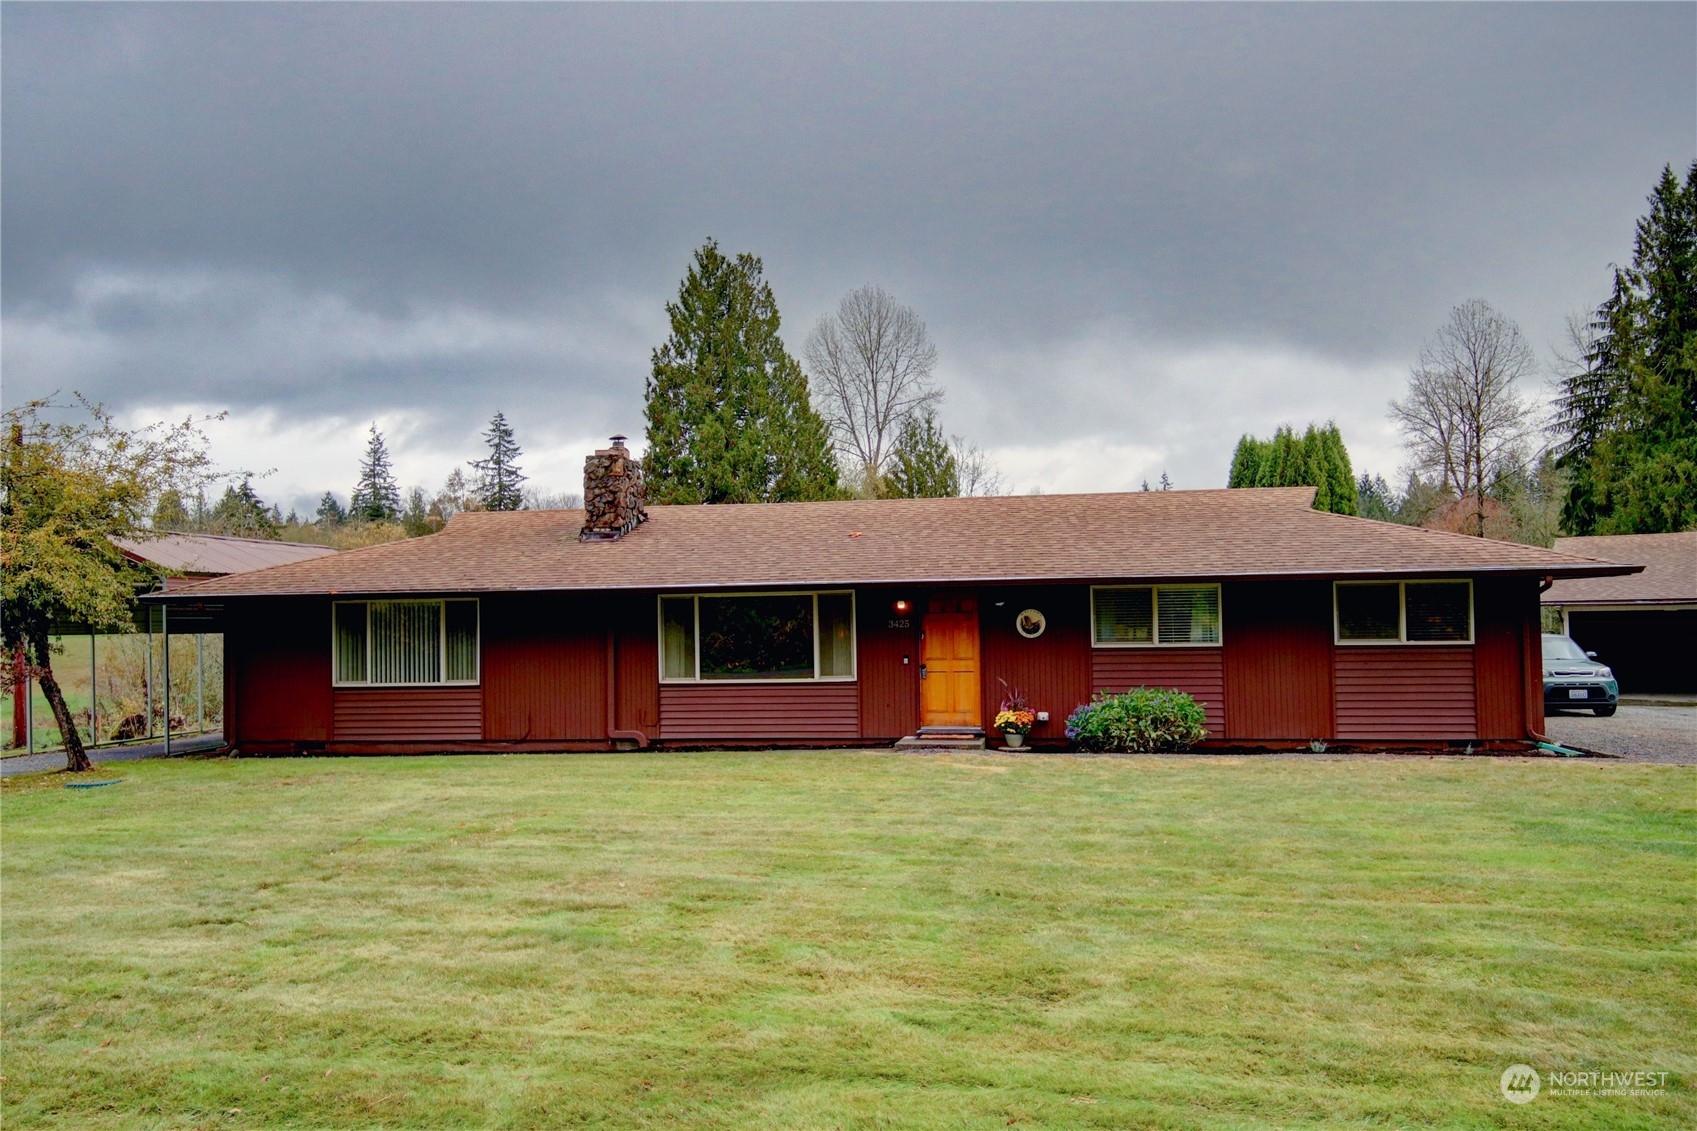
1592 705 1616 718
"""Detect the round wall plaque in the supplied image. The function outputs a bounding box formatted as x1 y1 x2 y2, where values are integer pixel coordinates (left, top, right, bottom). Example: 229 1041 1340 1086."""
1016 609 1047 638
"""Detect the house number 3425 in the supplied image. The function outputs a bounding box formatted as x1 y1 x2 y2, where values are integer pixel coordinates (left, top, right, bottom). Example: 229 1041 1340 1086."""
887 618 911 629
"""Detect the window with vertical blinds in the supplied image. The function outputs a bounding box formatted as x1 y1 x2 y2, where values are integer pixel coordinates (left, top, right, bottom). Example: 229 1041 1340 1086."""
333 599 479 685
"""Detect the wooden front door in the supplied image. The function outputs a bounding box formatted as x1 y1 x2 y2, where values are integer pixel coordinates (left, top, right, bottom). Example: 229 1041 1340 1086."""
921 596 981 728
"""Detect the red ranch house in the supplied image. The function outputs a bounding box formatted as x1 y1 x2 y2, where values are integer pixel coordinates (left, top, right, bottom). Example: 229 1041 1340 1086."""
148 441 1639 754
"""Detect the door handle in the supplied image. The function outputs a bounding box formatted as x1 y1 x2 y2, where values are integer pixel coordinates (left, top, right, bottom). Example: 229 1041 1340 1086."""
919 664 928 679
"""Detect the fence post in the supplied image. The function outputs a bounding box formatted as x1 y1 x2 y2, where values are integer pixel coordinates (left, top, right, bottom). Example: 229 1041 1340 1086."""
90 631 98 747
163 605 171 756
146 609 155 739
25 672 33 755
197 632 205 734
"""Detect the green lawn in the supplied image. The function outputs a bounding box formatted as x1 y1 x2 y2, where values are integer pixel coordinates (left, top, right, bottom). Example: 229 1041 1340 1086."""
2 753 1692 1129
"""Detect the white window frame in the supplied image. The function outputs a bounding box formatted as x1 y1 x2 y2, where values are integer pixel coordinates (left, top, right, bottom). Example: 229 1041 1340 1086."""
657 590 857 684
331 598 481 687
1089 584 1223 648
1333 580 1473 646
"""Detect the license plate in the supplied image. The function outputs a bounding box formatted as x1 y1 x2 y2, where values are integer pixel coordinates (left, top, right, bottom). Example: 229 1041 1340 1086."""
1568 689 1589 699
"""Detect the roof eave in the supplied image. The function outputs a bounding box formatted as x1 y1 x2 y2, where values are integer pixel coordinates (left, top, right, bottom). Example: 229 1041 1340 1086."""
141 560 1645 602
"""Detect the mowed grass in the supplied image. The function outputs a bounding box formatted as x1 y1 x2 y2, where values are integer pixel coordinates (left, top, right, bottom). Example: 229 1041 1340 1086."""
1 753 1692 1130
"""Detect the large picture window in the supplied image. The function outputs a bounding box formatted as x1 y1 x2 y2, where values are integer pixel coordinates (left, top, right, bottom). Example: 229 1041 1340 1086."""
1091 584 1221 647
333 599 479 685
1334 581 1471 644
659 591 856 682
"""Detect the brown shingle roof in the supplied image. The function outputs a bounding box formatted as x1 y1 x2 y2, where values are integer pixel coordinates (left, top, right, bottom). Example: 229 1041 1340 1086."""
152 488 1635 601
1543 532 1697 606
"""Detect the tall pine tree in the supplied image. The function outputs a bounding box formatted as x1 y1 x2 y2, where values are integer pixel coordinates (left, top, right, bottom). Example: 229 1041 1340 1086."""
350 424 402 522
645 240 841 504
470 411 527 511
1556 162 1697 534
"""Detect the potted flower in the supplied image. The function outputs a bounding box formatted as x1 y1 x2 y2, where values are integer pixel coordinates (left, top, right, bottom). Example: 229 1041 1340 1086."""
994 682 1037 748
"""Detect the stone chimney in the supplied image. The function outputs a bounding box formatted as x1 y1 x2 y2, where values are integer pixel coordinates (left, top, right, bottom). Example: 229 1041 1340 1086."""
580 435 649 541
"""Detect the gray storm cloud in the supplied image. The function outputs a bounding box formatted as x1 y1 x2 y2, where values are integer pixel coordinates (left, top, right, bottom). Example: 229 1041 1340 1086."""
3 3 1692 495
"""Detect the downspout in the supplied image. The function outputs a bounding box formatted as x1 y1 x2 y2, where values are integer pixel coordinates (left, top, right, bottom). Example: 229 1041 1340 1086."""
605 629 649 749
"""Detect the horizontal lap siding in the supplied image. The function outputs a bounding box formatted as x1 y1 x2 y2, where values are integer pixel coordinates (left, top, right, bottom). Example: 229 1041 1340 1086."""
333 687 482 742
1335 647 1475 740
1091 650 1226 737
658 683 859 741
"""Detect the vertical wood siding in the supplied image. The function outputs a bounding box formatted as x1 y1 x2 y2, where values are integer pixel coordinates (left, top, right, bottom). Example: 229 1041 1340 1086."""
333 686 482 742
481 593 608 740
978 585 1093 743
1473 575 1534 739
229 598 333 744
1334 646 1476 739
1221 580 1334 740
658 682 859 740
858 586 920 739
614 594 661 735
1090 648 1227 736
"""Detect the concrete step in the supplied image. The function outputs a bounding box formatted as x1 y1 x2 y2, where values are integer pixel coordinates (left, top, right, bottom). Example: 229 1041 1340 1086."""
894 734 987 751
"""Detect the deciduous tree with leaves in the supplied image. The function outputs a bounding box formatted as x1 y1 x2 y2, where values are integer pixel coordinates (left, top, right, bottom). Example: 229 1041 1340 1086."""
2 397 216 771
645 240 841 504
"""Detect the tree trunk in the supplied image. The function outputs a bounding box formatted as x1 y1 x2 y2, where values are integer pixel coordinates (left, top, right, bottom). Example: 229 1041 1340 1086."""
31 637 91 772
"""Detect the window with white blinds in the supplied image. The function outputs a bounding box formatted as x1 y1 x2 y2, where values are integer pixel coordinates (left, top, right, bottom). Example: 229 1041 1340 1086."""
1091 585 1221 647
333 599 480 685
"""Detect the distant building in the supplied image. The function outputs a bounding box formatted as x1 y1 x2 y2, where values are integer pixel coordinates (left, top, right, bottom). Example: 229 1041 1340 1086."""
114 532 338 590
1543 532 1697 694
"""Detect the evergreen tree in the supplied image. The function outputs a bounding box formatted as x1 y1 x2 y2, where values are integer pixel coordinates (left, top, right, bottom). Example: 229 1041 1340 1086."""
152 488 191 531
1158 471 1173 491
1226 435 1267 487
1556 162 1697 534
1228 421 1357 514
470 411 527 511
1355 473 1399 522
883 408 959 497
316 491 347 527
350 424 402 522
208 476 280 538
644 239 841 504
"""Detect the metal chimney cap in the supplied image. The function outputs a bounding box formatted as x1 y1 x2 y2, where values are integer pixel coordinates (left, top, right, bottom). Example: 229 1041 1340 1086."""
609 434 628 447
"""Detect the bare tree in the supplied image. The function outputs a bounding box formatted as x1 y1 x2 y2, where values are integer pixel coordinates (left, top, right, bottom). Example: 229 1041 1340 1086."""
951 435 1005 496
804 285 941 496
1389 299 1539 537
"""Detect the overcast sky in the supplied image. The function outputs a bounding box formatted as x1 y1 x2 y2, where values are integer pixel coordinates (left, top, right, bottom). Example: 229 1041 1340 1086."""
4 3 1693 514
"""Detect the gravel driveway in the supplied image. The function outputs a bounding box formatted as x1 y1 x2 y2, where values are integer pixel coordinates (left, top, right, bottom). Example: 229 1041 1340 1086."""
1542 705 1697 764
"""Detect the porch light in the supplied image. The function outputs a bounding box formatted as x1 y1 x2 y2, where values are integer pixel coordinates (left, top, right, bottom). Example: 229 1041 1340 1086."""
892 599 912 615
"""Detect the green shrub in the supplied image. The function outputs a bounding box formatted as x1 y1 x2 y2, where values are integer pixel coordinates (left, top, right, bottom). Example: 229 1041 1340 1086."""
1065 687 1209 753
